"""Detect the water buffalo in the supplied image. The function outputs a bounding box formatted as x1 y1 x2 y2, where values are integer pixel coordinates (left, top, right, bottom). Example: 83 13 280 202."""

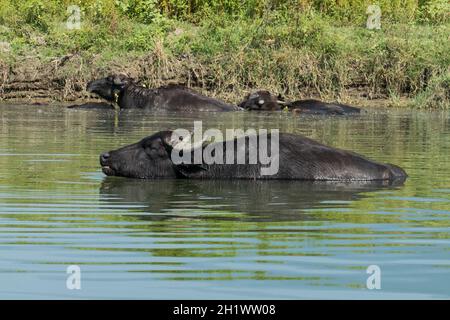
239 90 361 115
86 74 240 112
99 130 406 181
239 91 284 111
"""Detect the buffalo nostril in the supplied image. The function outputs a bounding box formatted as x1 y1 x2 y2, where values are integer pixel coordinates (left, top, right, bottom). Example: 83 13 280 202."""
101 152 110 163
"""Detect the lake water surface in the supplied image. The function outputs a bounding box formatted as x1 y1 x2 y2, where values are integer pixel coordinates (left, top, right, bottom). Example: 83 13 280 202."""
0 104 449 299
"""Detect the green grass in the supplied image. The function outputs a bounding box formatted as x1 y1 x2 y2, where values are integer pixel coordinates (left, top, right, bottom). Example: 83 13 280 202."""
0 0 449 107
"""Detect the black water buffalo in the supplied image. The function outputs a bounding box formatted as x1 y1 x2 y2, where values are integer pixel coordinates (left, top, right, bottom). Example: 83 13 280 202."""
239 91 285 111
99 130 406 181
239 90 361 115
86 74 240 112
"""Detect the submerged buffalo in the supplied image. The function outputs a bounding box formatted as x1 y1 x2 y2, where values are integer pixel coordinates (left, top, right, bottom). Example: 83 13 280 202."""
239 90 361 115
99 130 406 181
86 74 240 112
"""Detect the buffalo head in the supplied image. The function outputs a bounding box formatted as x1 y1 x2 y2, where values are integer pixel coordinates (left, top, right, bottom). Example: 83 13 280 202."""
99 130 206 179
239 91 286 111
87 74 133 101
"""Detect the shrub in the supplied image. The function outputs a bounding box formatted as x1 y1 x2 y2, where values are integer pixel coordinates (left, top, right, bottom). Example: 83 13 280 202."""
420 0 450 24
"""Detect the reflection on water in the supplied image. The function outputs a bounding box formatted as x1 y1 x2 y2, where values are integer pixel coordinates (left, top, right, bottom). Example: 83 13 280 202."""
0 104 449 299
100 178 404 221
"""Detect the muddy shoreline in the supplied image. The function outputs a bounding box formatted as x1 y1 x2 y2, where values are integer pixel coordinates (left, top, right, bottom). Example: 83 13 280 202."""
0 54 408 108
0 91 407 109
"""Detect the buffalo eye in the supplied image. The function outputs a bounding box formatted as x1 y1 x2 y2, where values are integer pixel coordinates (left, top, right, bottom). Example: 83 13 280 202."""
144 138 168 158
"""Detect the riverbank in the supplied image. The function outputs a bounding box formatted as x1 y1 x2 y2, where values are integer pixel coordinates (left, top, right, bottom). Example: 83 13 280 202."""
0 1 449 108
0 51 416 109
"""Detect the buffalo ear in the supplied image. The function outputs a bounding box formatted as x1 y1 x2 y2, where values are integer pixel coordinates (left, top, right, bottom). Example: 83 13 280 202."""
173 163 207 178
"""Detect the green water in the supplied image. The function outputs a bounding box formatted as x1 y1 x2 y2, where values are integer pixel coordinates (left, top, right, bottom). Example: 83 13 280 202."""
0 104 449 299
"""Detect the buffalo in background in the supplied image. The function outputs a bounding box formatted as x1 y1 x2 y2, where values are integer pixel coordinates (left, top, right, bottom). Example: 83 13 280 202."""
85 74 240 112
239 90 361 115
75 75 360 115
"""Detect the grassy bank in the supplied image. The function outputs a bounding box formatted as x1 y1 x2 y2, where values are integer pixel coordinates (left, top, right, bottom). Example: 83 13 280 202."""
0 0 449 108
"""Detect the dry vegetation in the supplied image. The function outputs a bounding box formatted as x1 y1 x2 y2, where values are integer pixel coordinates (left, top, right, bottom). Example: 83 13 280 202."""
0 0 449 107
